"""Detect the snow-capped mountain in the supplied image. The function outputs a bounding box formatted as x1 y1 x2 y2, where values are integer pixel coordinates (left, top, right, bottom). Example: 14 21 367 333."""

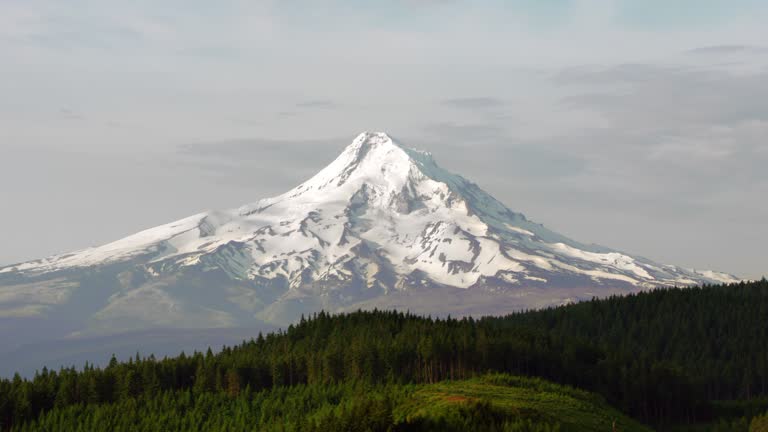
0 132 737 337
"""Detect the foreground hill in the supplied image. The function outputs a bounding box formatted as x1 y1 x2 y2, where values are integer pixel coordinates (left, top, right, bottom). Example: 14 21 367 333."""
396 375 652 432
8 374 651 432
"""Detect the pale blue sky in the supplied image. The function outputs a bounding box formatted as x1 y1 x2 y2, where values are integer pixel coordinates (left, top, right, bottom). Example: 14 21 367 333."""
0 0 766 279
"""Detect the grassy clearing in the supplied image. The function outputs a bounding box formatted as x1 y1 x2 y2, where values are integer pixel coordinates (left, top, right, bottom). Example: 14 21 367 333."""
392 374 653 432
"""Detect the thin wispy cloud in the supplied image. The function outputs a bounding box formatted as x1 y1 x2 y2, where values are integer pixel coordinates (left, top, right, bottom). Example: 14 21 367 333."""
686 45 767 54
442 97 504 109
296 99 338 109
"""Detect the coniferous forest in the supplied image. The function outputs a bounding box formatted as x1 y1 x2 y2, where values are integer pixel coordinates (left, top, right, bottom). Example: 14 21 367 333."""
1 279 767 431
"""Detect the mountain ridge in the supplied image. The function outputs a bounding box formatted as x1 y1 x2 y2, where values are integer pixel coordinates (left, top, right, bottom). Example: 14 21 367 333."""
0 132 738 335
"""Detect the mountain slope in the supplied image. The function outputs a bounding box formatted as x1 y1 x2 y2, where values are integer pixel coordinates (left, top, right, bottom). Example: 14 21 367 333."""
0 132 737 336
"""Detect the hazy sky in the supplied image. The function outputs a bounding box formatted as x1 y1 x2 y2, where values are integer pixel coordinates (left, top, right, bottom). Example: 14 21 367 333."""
1 0 766 279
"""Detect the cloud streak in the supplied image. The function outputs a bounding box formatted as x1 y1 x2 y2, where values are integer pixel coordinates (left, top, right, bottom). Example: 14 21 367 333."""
686 45 768 55
442 97 504 109
296 99 338 109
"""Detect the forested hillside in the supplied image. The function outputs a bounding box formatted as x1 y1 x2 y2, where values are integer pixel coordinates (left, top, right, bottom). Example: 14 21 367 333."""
1 279 766 430
7 374 654 432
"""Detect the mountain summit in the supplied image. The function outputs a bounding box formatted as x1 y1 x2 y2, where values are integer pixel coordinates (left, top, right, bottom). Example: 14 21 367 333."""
0 132 737 334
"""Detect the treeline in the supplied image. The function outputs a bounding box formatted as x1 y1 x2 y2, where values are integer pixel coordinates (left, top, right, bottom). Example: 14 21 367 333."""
1 278 767 430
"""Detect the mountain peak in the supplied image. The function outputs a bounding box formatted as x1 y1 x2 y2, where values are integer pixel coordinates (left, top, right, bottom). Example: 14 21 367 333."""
285 132 439 196
348 131 435 165
342 132 403 160
351 131 397 148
